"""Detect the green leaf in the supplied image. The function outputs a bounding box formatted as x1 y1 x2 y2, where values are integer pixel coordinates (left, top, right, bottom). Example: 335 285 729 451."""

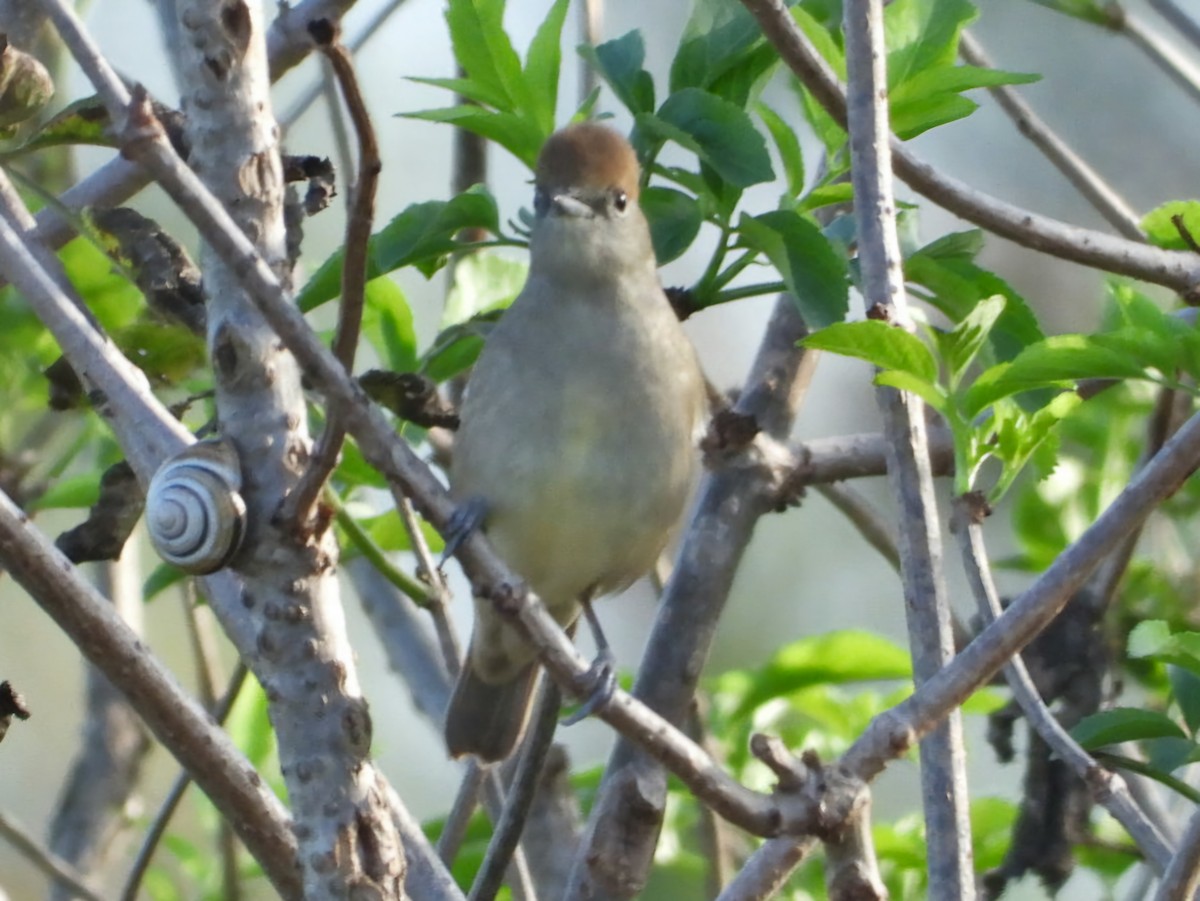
885 0 977 88
445 0 529 114
733 630 912 717
800 181 854 212
421 311 502 382
891 92 976 140
736 210 848 326
27 473 100 510
894 63 1039 102
579 31 655 115
875 370 948 412
939 294 1006 387
2 96 112 156
756 103 805 198
406 75 510 111
336 438 388 489
1094 751 1200 803
443 252 526 327
403 105 544 169
361 278 418 373
644 88 774 187
1170 666 1200 737
1071 707 1186 750
59 237 143 332
671 0 765 93
1028 0 1116 25
1129 620 1200 678
905 251 1042 363
915 229 984 261
298 188 501 311
640 187 703 264
143 564 186 601
803 319 937 381
890 64 1039 138
1145 735 1200 773
523 0 570 134
1141 200 1200 251
224 676 277 770
963 335 1148 411
375 185 501 276
670 0 777 106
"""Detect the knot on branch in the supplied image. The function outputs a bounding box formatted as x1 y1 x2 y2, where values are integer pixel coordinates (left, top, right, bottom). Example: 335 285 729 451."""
664 285 698 321
484 580 527 618
950 490 991 533
701 408 760 455
766 441 811 512
754 736 871 842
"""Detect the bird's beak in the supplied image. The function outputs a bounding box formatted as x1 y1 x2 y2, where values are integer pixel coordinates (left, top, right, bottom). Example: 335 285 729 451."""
550 193 594 219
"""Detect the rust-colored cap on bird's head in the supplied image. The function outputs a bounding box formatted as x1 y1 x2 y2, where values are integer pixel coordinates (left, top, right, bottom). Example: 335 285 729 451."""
535 123 641 202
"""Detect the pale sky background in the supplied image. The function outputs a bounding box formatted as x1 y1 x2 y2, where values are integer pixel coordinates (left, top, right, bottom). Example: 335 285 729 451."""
3 1 1199 898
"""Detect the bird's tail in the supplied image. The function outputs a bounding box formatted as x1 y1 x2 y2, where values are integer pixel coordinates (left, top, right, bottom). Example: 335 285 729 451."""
444 662 539 763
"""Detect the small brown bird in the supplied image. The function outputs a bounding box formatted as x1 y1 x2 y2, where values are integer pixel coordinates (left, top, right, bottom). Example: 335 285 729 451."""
443 123 706 762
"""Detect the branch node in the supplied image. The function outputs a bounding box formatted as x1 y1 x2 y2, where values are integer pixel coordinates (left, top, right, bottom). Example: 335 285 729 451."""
306 17 337 46
119 85 166 155
750 733 808 792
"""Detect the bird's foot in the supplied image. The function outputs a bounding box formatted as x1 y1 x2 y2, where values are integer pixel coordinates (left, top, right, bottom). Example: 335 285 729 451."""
439 496 487 571
561 647 617 726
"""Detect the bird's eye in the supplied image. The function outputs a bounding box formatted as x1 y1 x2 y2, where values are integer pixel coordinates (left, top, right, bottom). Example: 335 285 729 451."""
612 190 628 214
534 187 551 217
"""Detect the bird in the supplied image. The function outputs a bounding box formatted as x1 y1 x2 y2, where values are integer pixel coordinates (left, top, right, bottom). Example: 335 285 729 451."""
442 122 707 762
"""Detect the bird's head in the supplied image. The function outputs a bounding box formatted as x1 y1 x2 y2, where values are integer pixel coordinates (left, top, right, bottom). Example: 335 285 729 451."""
528 123 655 282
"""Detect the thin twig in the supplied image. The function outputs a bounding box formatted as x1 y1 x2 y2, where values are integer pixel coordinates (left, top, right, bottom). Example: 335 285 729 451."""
687 698 734 897
288 21 381 526
1116 4 1200 110
468 681 559 901
842 0 973 894
951 494 1173 873
437 763 488 865
1149 0 1200 55
0 485 299 895
278 0 410 127
958 30 1143 240
578 0 603 104
395 490 461 669
1155 803 1200 898
22 0 368 267
0 810 106 901
715 835 818 901
331 490 435 604
119 664 250 901
46 553 150 900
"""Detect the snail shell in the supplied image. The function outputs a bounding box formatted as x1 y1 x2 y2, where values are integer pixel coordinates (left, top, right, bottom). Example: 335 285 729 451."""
146 438 247 575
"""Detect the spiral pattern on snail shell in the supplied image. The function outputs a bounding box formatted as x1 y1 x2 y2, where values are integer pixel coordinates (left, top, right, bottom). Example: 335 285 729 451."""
146 438 247 575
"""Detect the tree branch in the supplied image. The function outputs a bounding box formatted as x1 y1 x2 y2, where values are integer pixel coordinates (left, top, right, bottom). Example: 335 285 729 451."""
951 493 1173 873
843 0 973 894
738 0 1200 296
287 20 381 526
0 488 300 898
957 30 1144 240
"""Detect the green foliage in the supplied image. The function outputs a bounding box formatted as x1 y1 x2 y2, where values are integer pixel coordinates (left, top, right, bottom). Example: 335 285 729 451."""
404 0 571 167
0 96 113 157
1141 200 1200 251
1027 0 1117 26
1065 621 1200 805
804 293 1080 500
